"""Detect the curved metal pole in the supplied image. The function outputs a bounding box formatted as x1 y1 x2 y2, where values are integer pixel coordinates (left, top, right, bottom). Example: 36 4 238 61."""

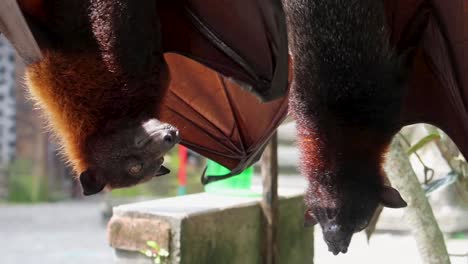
0 0 42 64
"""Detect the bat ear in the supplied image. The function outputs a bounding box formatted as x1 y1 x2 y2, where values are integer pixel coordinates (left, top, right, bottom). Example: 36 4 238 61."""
154 165 170 177
304 209 318 227
79 169 106 196
380 186 407 208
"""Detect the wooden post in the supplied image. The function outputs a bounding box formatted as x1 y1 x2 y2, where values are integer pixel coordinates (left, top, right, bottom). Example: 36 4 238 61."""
261 131 279 264
31 127 48 201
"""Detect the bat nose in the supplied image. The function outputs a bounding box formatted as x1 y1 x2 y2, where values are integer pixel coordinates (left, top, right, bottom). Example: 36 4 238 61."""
323 224 352 255
163 130 180 145
163 133 173 144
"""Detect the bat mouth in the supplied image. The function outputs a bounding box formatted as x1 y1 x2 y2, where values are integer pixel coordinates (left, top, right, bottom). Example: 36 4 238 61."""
324 235 351 255
326 242 349 255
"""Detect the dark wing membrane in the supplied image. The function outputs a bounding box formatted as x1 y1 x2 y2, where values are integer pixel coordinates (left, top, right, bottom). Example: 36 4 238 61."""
387 0 468 157
159 54 288 174
157 1 290 179
157 0 289 102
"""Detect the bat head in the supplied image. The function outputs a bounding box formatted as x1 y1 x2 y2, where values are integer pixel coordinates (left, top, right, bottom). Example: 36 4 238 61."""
295 120 408 255
304 176 406 255
79 118 180 195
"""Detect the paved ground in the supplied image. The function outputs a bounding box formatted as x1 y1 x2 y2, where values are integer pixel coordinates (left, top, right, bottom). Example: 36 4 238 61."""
0 198 114 264
1 194 467 264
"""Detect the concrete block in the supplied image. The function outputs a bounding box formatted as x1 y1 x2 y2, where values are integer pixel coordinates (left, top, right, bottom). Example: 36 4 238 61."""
180 203 262 264
108 217 171 252
108 187 314 264
279 196 314 264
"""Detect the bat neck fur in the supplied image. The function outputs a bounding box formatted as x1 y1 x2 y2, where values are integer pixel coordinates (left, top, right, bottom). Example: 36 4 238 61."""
284 0 407 203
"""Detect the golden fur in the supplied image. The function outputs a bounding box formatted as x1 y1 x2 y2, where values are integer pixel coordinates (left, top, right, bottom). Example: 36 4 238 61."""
26 51 121 174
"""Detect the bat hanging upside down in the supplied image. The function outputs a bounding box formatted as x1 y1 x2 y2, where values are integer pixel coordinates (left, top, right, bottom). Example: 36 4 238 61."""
4 0 467 258
4 0 289 195
284 0 468 256
17 0 180 195
284 0 414 255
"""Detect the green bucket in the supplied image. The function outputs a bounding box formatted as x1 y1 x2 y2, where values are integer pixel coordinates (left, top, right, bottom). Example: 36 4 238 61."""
204 159 257 196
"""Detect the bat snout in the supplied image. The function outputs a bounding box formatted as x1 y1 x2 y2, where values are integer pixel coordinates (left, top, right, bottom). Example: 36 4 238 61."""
135 121 180 149
323 224 352 255
162 129 180 146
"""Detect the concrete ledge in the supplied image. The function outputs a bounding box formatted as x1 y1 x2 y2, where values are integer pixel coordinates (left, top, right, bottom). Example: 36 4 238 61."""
108 187 313 264
108 217 171 252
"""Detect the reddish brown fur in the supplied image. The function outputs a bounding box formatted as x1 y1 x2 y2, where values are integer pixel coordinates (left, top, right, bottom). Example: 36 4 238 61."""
295 122 391 209
26 52 108 173
25 50 161 176
283 0 408 254
19 0 166 180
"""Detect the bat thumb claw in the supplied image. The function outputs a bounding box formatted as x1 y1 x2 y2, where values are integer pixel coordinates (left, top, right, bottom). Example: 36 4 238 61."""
200 166 238 185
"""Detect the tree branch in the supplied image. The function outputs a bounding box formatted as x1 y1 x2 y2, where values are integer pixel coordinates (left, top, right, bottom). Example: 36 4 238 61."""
384 136 450 264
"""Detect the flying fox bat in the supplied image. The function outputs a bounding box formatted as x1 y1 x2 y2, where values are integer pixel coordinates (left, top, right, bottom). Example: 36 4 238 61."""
284 0 468 255
0 0 289 195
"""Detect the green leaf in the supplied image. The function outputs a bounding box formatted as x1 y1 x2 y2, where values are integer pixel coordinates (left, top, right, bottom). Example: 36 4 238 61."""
139 249 153 258
159 249 169 257
144 249 153 258
147 241 159 249
407 133 441 155
154 256 161 264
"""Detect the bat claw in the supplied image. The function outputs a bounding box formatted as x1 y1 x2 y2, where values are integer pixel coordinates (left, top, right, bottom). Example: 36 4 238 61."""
200 166 238 185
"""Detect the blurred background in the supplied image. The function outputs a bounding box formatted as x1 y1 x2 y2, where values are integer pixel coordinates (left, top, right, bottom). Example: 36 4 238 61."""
0 35 208 263
1 33 468 264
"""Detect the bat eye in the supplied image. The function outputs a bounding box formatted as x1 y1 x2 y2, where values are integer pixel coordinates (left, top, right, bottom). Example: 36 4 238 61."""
128 163 143 176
